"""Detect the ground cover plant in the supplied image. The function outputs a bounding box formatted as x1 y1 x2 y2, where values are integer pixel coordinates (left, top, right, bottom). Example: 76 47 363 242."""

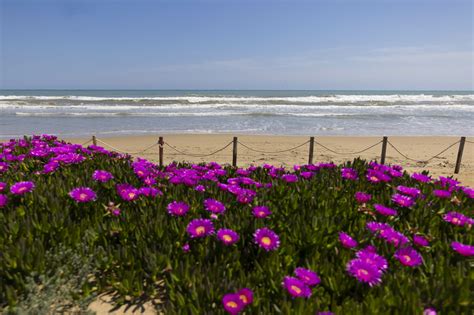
0 135 473 314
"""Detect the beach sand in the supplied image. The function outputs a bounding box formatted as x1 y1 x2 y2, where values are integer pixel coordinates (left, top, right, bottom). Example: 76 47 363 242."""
65 134 474 187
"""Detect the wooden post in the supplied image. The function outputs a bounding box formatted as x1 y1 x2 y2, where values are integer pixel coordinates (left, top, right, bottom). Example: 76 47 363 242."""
232 137 238 167
92 135 97 146
308 136 315 164
454 137 466 174
380 136 388 164
158 137 164 168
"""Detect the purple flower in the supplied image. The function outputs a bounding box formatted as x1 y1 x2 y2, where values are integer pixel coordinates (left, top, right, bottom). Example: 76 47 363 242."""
252 206 272 219
341 168 358 180
237 288 253 306
217 229 240 245
182 243 190 252
282 174 298 183
282 276 312 298
0 182 6 192
0 194 8 207
423 307 437 315
254 227 280 251
433 189 451 199
394 247 423 267
204 198 226 214
10 181 35 195
366 221 391 233
186 219 214 238
413 235 430 247
92 170 114 182
194 185 206 192
222 293 244 314
391 193 415 207
380 228 409 247
294 267 321 287
69 187 97 203
451 242 474 256
346 259 382 286
411 173 431 183
355 192 371 203
356 249 388 272
0 162 8 173
338 232 358 249
373 204 398 216
443 211 470 227
167 201 190 217
397 185 421 198
116 184 140 201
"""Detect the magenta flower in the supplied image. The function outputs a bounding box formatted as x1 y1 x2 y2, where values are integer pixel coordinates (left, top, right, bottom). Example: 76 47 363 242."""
237 288 253 306
413 235 430 247
92 170 114 182
282 174 298 183
282 276 312 298
116 184 140 201
411 173 431 183
366 221 391 233
0 182 6 192
451 242 474 256
186 218 214 238
341 168 358 180
217 229 240 246
254 227 280 251
222 293 244 314
294 267 321 287
167 201 190 216
380 228 409 247
373 204 398 216
252 206 272 219
204 198 226 214
423 307 437 315
182 243 190 252
338 232 358 249
394 247 423 267
443 211 469 227
396 185 421 198
69 187 97 203
346 259 382 286
355 192 371 204
10 181 35 195
0 194 8 207
391 193 414 207
0 161 8 173
356 249 388 272
433 189 451 199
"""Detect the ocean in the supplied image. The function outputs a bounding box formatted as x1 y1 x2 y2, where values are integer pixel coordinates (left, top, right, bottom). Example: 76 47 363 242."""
0 90 473 138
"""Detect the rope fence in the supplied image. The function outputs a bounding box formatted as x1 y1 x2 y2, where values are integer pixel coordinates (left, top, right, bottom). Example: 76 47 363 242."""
82 135 472 174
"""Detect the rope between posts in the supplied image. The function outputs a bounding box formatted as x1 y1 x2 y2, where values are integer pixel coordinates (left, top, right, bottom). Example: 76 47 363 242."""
95 138 159 155
466 140 474 144
81 139 92 146
387 140 460 164
314 140 382 155
164 141 233 157
237 140 310 154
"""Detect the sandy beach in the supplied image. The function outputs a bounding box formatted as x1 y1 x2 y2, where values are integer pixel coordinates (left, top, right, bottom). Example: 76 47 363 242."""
65 134 474 187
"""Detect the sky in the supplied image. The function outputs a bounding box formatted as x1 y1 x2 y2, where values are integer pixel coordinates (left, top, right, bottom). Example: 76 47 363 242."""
0 0 472 90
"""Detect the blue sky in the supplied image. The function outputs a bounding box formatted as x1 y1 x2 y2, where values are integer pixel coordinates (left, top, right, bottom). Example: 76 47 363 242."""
0 0 472 90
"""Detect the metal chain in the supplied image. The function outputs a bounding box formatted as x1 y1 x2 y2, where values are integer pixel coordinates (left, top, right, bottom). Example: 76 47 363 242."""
164 141 233 157
237 140 310 154
314 140 382 155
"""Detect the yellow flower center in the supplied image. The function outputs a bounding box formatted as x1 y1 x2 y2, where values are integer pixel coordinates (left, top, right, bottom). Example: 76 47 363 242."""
452 218 459 224
291 285 302 294
239 295 247 304
223 235 232 242
403 255 411 262
226 301 238 308
79 193 87 200
128 192 136 199
196 226 205 235
358 269 369 276
261 236 272 245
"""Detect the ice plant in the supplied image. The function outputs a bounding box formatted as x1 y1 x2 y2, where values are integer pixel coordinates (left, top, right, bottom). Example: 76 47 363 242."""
411 173 431 183
10 181 35 195
443 211 469 227
391 193 414 208
394 247 423 267
451 242 474 256
294 267 321 286
217 229 240 246
254 227 280 251
373 204 398 216
69 187 97 203
0 194 7 207
433 189 451 199
413 235 430 247
92 170 114 182
396 185 421 198
222 293 244 314
167 201 190 216
282 276 312 298
346 259 382 287
356 249 388 272
341 168 358 180
203 198 226 214
355 192 371 203
186 219 214 238
237 288 253 306
252 206 272 219
338 232 358 249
